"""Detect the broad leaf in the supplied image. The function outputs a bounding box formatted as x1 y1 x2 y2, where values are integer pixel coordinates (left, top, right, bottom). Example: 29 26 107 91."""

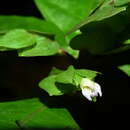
35 0 103 33
39 66 98 96
0 98 80 130
67 0 126 34
118 64 130 76
19 35 60 56
0 29 35 50
0 15 58 35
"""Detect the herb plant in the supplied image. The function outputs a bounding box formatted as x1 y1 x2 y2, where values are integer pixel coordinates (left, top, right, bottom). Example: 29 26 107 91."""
0 0 130 129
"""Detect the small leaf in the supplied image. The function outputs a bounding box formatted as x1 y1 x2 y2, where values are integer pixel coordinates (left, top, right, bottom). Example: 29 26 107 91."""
39 66 99 96
55 66 75 84
76 69 99 80
39 75 63 96
19 35 60 57
39 66 76 96
0 29 35 50
118 64 130 76
49 67 64 76
124 39 130 44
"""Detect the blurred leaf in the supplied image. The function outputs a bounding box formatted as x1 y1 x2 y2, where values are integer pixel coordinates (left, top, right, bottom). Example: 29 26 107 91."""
39 66 98 96
0 98 80 130
103 38 130 55
35 0 103 33
0 29 35 50
115 0 130 6
118 64 130 76
103 45 130 54
19 35 60 57
124 39 130 44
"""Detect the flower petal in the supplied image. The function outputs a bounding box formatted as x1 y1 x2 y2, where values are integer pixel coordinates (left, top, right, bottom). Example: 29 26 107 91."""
81 88 92 101
95 83 102 97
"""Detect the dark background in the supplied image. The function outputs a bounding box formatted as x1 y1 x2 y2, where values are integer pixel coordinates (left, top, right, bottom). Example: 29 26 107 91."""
0 0 130 130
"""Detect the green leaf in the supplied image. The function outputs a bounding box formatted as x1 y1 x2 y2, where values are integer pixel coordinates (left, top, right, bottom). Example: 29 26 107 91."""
49 67 64 76
0 98 80 130
55 32 80 58
0 15 58 35
39 66 98 96
39 75 63 96
35 0 103 33
68 0 126 34
64 46 79 59
0 29 35 50
76 69 99 80
18 35 60 57
87 0 126 21
118 64 130 76
0 16 79 58
55 66 75 84
39 66 76 96
124 39 130 44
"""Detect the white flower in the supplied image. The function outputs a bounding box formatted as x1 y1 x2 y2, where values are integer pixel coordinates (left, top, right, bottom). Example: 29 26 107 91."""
80 78 102 101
